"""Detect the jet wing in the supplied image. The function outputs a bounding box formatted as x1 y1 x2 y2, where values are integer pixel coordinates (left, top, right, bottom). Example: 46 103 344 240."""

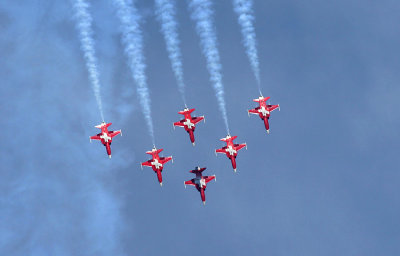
234 144 247 151
141 160 152 167
173 121 185 127
192 116 204 124
204 176 215 183
267 104 279 112
184 179 196 187
90 134 101 141
110 130 121 138
160 156 173 164
248 108 260 115
215 147 227 154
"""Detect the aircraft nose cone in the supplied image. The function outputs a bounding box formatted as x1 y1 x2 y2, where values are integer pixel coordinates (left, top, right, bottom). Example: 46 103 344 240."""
160 182 163 187
109 155 112 159
203 201 206 205
234 169 237 172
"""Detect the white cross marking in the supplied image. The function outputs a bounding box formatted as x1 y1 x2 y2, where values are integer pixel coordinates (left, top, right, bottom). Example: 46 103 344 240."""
195 178 206 188
225 146 237 156
183 119 194 129
151 159 163 169
200 178 206 188
258 107 270 117
100 132 112 142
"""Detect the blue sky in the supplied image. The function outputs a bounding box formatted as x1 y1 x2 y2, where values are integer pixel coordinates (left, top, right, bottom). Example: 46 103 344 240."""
1 0 399 255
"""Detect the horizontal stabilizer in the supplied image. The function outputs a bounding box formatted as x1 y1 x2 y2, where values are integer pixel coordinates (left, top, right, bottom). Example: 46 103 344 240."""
146 148 163 155
190 167 206 174
95 122 112 129
253 96 270 103
220 135 238 142
178 108 195 115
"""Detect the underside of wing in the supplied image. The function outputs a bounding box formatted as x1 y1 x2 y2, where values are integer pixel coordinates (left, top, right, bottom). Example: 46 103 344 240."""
141 160 152 167
184 179 196 186
192 116 204 124
90 134 101 141
216 147 227 154
248 108 259 115
174 121 185 127
234 144 246 151
110 130 121 138
204 176 215 183
267 105 279 112
160 156 172 164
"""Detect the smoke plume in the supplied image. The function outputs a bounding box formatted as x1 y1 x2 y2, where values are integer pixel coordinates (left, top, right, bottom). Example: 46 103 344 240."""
233 0 261 94
113 0 155 145
188 0 230 134
155 0 187 106
73 0 105 122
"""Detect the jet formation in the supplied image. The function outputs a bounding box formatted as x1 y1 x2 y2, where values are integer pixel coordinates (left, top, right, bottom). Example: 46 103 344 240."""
90 96 279 204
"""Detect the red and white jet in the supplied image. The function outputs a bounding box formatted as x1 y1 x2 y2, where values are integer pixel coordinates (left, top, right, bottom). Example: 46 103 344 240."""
248 96 280 133
141 146 173 186
90 122 122 158
184 167 216 205
173 107 205 146
215 135 247 172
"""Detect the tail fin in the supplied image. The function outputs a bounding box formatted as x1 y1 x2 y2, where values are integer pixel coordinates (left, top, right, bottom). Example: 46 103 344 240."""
190 167 206 174
95 122 112 129
253 96 270 103
220 135 238 142
178 108 195 115
146 148 163 155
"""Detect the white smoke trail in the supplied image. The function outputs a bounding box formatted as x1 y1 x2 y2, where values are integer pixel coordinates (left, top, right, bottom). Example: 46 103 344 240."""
188 0 230 134
155 0 187 106
233 0 261 94
73 0 105 122
113 0 155 145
